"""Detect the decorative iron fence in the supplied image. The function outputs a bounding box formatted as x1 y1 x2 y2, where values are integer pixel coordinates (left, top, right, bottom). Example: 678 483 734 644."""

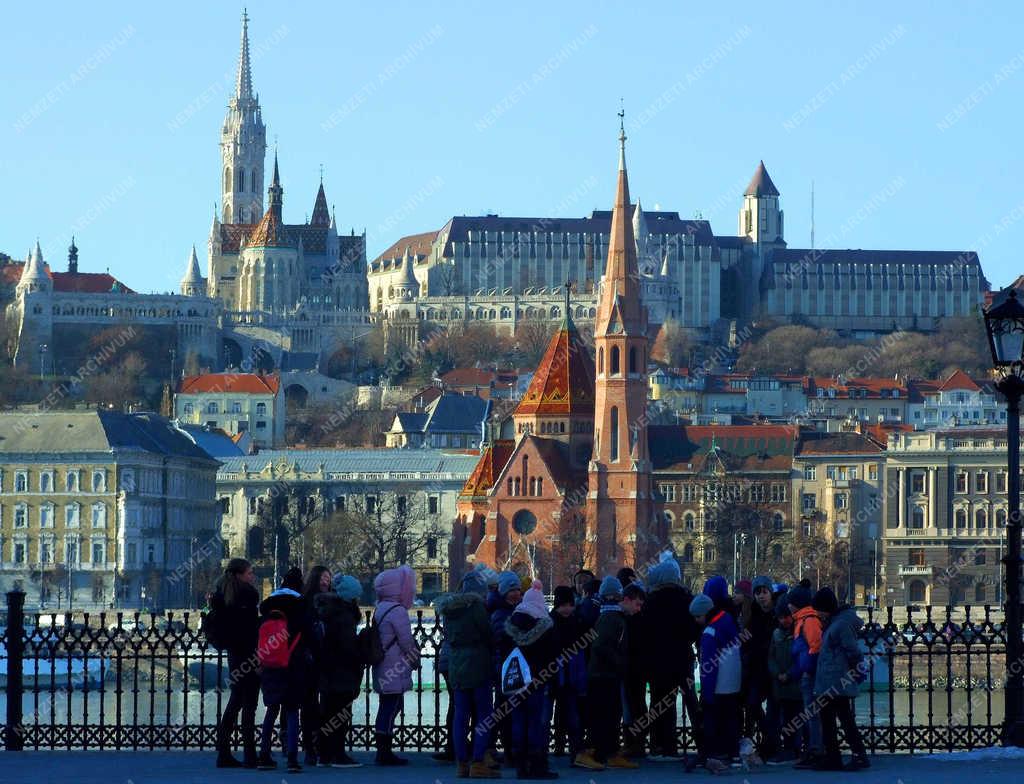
0 591 1011 752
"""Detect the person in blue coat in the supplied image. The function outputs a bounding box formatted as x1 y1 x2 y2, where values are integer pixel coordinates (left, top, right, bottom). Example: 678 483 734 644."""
690 576 742 774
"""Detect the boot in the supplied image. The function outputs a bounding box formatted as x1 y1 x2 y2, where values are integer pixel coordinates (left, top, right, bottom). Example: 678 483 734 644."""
470 760 501 779
529 753 559 780
457 761 471 778
242 743 259 769
484 750 501 770
215 753 242 768
515 751 531 780
375 733 409 767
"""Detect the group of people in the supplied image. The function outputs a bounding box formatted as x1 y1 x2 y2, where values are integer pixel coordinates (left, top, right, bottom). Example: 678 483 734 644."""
205 552 871 777
208 558 420 773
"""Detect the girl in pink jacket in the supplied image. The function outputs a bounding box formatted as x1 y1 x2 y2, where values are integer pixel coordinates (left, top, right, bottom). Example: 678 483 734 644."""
372 565 420 766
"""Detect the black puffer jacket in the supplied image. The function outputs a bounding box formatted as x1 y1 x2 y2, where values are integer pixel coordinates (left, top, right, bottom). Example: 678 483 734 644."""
505 612 559 681
313 592 363 695
210 579 260 658
641 582 698 681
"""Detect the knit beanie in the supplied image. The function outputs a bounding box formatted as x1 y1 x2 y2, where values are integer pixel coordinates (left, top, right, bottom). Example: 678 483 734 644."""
553 585 575 608
812 587 839 614
515 580 549 620
751 575 773 594
498 571 521 597
647 550 682 589
735 579 753 598
474 563 500 588
520 574 533 592
599 575 623 602
460 569 488 598
787 585 812 609
689 593 714 618
332 574 362 602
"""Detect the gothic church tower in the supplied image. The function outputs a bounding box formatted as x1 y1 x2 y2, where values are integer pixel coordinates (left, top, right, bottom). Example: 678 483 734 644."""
586 120 653 569
221 11 266 225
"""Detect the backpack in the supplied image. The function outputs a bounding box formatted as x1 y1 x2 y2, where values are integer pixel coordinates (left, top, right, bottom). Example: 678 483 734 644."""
358 604 399 666
258 610 301 669
201 601 226 651
501 647 532 696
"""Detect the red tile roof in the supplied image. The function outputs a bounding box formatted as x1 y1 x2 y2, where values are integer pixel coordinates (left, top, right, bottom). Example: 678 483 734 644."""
804 376 907 398
796 431 886 455
177 373 280 395
514 317 595 417
1 262 134 293
372 230 439 268
442 368 498 388
938 369 981 392
461 439 515 497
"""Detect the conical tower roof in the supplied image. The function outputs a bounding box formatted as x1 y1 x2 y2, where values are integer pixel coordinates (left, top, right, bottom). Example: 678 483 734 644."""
514 310 596 417
235 10 253 101
182 245 203 284
595 117 645 336
744 160 780 197
20 239 50 287
311 181 330 227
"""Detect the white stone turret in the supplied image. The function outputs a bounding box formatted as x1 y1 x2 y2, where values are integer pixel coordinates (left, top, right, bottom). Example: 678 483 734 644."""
181 245 205 297
17 240 52 295
395 246 420 301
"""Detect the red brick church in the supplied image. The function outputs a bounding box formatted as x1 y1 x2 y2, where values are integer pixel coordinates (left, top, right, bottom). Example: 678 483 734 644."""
452 123 666 582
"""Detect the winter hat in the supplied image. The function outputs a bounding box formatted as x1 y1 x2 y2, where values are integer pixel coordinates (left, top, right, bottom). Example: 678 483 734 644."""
812 587 839 615
647 550 682 589
751 575 773 594
515 580 549 620
498 571 521 597
735 579 753 597
553 586 576 608
332 574 362 602
460 569 488 598
703 575 730 604
616 567 637 587
474 563 500 588
599 575 624 602
520 574 533 592
773 582 790 596
787 585 812 610
689 593 714 618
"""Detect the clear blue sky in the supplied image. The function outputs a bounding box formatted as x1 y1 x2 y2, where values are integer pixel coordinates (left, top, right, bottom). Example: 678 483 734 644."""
2 2 1022 293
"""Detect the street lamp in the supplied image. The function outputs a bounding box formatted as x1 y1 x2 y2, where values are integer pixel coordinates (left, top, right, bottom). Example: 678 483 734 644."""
983 286 1024 746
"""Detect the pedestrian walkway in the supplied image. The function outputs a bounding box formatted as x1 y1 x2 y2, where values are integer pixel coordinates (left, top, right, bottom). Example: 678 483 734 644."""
1 749 1022 784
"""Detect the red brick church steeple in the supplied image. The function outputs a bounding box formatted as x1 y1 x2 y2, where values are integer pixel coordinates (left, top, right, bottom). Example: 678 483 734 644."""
587 114 653 569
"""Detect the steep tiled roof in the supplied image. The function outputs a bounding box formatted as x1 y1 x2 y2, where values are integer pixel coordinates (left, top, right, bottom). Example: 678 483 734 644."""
372 231 439 268
442 368 497 388
461 439 515 497
177 373 280 395
938 369 982 392
310 183 330 228
245 205 291 248
745 161 780 197
514 315 595 417
424 393 490 435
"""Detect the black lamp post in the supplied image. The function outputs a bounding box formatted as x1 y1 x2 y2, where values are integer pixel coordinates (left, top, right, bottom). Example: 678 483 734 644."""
983 286 1024 746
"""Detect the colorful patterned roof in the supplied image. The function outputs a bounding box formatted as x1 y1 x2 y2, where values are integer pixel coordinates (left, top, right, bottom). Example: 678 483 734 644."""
513 315 595 417
245 204 291 249
461 439 515 497
311 182 330 228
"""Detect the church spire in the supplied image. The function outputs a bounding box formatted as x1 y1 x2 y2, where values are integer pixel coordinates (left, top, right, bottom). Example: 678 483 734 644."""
595 108 644 337
267 149 283 218
236 9 253 101
68 235 78 274
311 180 330 228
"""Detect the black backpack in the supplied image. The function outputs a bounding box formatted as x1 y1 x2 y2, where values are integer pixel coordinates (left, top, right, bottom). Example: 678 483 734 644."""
202 594 227 651
358 605 399 666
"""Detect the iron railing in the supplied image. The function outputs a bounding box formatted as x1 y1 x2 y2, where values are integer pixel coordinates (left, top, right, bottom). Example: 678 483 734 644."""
0 591 1012 752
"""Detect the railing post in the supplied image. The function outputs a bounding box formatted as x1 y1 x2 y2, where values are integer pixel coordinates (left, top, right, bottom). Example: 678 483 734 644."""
4 589 26 751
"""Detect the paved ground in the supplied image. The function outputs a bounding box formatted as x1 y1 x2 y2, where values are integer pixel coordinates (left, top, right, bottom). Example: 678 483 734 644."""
1 751 1023 784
